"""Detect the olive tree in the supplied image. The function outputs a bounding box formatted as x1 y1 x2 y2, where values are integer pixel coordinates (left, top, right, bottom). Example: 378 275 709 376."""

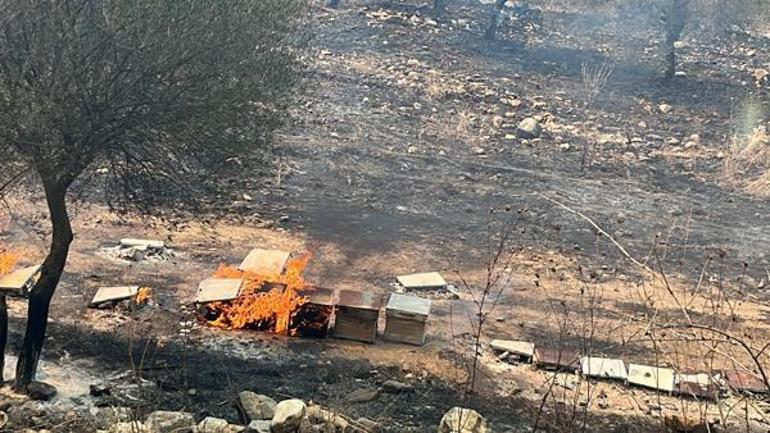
0 0 304 391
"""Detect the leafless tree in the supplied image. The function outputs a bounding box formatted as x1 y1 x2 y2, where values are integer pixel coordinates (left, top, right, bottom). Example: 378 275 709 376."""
0 0 305 391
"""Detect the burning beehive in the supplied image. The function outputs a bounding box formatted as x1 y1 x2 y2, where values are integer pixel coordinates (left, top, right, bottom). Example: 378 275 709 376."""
197 251 325 336
384 293 431 346
289 287 334 338
334 290 382 343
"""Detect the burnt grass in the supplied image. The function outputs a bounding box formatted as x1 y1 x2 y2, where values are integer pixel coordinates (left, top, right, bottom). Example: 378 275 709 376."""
5 316 684 433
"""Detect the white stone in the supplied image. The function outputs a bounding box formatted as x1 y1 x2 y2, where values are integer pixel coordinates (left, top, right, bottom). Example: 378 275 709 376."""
271 399 306 433
438 407 489 433
239 391 276 421
145 411 194 433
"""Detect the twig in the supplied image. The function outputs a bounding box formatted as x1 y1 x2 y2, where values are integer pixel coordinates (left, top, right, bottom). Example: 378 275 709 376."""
537 193 654 274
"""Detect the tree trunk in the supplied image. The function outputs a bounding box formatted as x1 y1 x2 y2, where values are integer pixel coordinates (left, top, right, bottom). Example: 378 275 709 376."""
663 0 689 80
484 0 506 41
0 296 6 384
327 0 339 8
13 183 73 392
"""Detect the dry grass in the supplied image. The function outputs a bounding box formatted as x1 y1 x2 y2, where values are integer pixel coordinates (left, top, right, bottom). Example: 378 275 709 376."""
724 124 770 197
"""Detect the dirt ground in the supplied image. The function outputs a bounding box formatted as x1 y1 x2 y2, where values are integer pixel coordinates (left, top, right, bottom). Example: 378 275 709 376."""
1 0 770 432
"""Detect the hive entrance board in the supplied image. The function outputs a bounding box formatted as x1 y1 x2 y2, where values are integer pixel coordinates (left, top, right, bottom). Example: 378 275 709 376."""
238 249 291 277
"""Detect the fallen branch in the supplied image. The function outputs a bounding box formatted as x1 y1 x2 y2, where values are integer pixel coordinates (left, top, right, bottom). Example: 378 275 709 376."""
537 193 654 274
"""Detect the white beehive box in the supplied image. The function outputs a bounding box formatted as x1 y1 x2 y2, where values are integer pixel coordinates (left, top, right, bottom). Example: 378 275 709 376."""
627 364 675 392
384 293 431 346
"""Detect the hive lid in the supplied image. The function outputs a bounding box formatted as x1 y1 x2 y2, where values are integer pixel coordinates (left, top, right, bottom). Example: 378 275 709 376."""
337 289 382 310
490 340 535 357
0 265 41 293
238 248 291 277
396 272 446 289
386 293 431 316
91 286 140 305
627 364 675 392
580 357 628 380
195 278 244 304
298 287 335 306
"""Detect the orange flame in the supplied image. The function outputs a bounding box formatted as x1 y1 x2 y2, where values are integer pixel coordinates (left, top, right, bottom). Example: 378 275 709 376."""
206 252 312 334
0 250 19 275
135 287 153 304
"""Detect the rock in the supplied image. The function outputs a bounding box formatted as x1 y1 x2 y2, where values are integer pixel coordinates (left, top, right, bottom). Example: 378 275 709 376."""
145 411 194 433
381 380 414 393
516 118 541 139
271 399 306 433
472 147 486 155
438 407 488 433
659 104 672 114
238 392 276 421
673 40 687 49
28 382 57 401
246 420 270 433
346 387 379 404
197 417 230 433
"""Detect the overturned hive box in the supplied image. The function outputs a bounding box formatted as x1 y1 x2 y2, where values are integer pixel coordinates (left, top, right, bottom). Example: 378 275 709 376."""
0 265 41 298
723 370 768 394
533 348 580 371
333 290 382 344
384 293 431 346
289 287 335 338
674 373 719 400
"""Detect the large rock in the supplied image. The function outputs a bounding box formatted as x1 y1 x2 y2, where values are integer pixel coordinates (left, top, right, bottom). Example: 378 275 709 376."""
145 411 194 433
516 118 541 139
239 392 276 421
438 407 489 433
271 399 306 433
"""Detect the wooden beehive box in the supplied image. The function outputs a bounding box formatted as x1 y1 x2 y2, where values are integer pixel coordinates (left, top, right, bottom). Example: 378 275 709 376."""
333 290 382 343
384 293 431 346
290 287 335 338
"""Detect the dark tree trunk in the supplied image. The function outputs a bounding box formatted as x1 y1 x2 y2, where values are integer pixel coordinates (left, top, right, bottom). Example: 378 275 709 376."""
13 182 73 392
484 0 506 41
0 296 6 384
433 0 446 15
663 0 689 80
327 0 339 8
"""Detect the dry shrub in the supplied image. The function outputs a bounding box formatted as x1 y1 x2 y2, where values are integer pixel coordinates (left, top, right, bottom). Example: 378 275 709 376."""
724 125 770 197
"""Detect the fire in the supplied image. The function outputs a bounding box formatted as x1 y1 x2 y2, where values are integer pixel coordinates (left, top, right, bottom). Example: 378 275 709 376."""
135 287 153 304
0 250 18 275
206 252 312 334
